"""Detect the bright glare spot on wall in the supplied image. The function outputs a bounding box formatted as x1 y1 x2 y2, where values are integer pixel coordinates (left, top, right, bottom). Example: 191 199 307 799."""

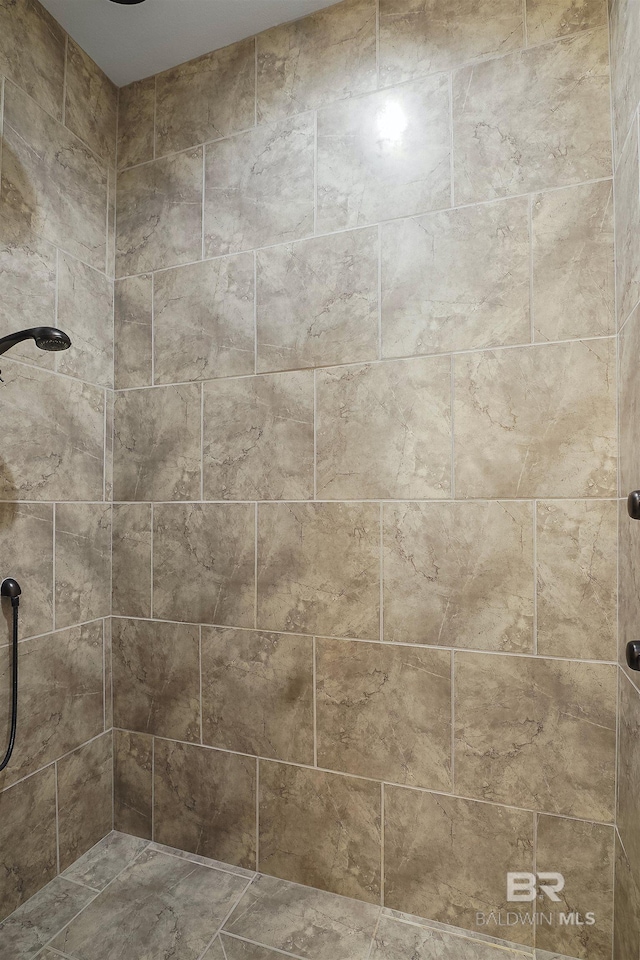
376 100 408 142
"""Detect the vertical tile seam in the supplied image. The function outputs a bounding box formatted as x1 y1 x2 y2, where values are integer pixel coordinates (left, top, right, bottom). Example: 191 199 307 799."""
528 194 535 343
375 0 380 88
450 650 455 794
254 502 258 629
377 222 382 360
533 500 538 656
151 734 155 841
54 760 60 875
61 34 68 126
380 780 385 907
379 502 384 642
312 635 318 766
199 624 203 744
313 111 318 235
255 756 260 872
448 71 454 207
200 381 204 502
201 145 206 261
150 501 154 618
253 250 258 375
52 503 57 630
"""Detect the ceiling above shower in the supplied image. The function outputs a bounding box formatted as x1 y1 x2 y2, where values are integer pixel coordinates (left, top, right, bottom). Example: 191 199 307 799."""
38 0 341 86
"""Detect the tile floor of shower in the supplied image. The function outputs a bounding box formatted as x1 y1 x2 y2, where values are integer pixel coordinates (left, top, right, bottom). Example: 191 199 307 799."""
0 831 576 960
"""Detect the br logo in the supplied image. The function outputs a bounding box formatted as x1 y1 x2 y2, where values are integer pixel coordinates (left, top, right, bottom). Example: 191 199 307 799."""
507 873 565 902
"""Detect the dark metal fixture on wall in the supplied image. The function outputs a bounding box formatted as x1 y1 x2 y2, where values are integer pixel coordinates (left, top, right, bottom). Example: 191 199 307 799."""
625 491 640 671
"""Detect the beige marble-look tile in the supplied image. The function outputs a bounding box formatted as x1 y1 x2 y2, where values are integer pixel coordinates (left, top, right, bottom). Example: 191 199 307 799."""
257 0 376 122
454 653 616 820
453 339 617 499
107 163 116 279
316 638 451 789
532 181 614 341
381 199 530 357
536 499 617 660
156 38 255 155
204 938 228 960
0 502 53 640
615 123 640 326
317 77 451 232
614 832 640 960
379 0 523 85
154 739 256 868
114 730 153 840
620 303 640 492
62 830 149 891
116 148 203 277
618 672 640 892
117 77 156 170
114 274 153 389
53 847 249 959
203 371 314 500
64 38 117 162
153 254 255 384
256 227 379 373
384 787 534 945
0 360 104 501
0 622 104 791
112 503 151 618
57 733 113 872
112 617 200 742
0 766 57 920
619 500 640 661
56 251 114 387
453 28 612 204
536 815 613 958
383 501 534 652
526 0 607 42
371 916 529 960
204 115 315 256
224 873 380 959
610 0 640 159
0 875 95 957
112 383 201 501
316 357 451 499
54 502 111 629
0 0 65 120
153 503 255 626
259 761 381 903
257 502 380 639
2 80 108 270
201 627 314 764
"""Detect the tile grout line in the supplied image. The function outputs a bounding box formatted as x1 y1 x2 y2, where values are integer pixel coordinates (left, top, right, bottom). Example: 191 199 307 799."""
312 636 318 766
254 503 258 628
255 756 260 872
379 503 384 642
151 735 155 841
365 908 383 960
54 760 60 875
196 875 256 960
450 651 455 794
380 781 385 907
528 194 535 342
533 500 538 655
199 625 203 744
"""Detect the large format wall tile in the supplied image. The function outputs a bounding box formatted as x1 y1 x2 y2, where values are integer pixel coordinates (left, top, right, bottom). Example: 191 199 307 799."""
615 123 640 326
55 503 111 629
203 372 314 500
317 78 451 232
384 787 534 945
257 502 380 638
156 39 255 155
0 623 103 791
0 767 57 920
381 199 530 357
154 255 255 384
112 617 200 741
57 733 113 871
379 0 523 85
0 502 53 640
114 274 153 389
201 627 314 764
153 503 255 626
259 762 381 902
383 501 534 651
257 0 376 122
116 148 203 276
618 673 640 893
2 80 108 270
0 0 65 120
317 357 451 499
610 0 640 158
536 499 617 660
526 0 607 43
455 653 616 820
453 28 611 203
64 39 117 162
536 815 614 959
114 729 153 840
256 228 379 372
117 77 155 170
0 361 104 500
533 181 614 341
56 252 114 387
614 832 640 960
112 503 152 618
316 638 452 789
204 116 315 256
454 339 617 499
113 384 201 501
154 739 256 868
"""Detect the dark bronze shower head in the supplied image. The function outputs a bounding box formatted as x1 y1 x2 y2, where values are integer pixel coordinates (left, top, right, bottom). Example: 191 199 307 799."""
0 327 72 357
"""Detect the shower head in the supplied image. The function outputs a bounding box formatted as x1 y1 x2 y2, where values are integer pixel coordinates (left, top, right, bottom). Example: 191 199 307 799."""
0 327 72 358
109 1 147 4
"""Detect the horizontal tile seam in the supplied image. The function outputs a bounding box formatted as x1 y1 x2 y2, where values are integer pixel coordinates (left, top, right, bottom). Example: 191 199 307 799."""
0 728 113 796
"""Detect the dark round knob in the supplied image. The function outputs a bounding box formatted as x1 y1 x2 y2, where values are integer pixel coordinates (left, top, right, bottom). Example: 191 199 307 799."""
0 578 21 600
629 491 640 520
626 641 640 672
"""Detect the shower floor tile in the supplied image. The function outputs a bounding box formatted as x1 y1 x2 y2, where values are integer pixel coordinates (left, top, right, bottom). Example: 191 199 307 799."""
0 831 578 960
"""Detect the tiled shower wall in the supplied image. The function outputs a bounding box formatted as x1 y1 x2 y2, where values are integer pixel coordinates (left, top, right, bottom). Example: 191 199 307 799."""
0 0 116 921
112 1 621 957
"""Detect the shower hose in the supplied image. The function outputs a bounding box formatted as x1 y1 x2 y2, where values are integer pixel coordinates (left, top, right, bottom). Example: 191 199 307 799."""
0 580 20 772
